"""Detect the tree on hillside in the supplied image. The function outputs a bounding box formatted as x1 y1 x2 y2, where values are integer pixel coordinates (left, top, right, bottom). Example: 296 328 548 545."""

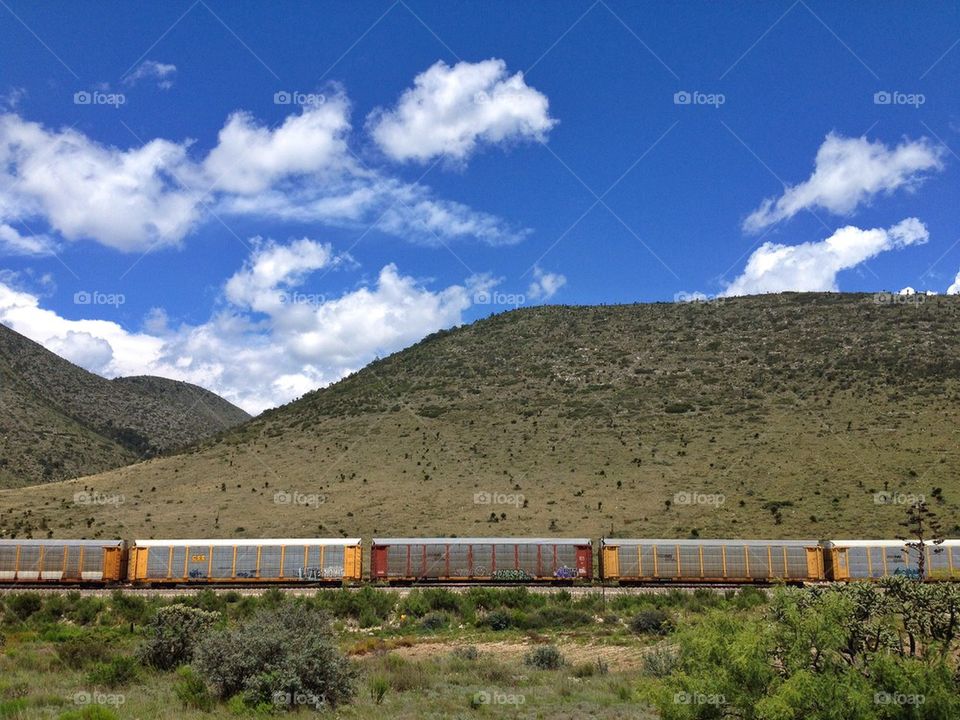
898 499 944 580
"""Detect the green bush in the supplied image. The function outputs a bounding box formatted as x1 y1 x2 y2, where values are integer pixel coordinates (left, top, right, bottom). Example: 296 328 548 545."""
397 592 430 618
58 636 111 669
67 597 104 626
194 602 356 709
108 591 150 624
644 584 960 720
138 604 220 670
641 645 679 677
479 609 512 630
419 612 450 631
6 593 42 621
86 656 139 687
318 587 395 623
629 608 672 635
525 645 564 670
422 589 463 613
174 666 214 711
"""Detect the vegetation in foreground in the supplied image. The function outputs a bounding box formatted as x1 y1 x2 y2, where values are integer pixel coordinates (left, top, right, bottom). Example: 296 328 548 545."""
0 578 957 718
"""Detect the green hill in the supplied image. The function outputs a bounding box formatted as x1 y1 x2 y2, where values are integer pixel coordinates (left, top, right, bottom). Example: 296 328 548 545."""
2 293 958 541
0 322 250 488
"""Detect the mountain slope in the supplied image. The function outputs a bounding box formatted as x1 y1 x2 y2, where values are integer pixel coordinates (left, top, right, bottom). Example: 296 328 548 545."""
0 322 250 487
2 293 959 541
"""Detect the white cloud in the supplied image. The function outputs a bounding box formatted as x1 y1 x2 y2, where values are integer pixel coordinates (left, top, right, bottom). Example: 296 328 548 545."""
0 93 529 251
203 96 351 194
369 59 556 163
123 60 177 89
526 266 567 301
0 223 57 256
947 270 960 295
744 134 944 232
224 237 340 313
0 113 202 251
47 330 114 372
723 218 929 296
0 239 476 414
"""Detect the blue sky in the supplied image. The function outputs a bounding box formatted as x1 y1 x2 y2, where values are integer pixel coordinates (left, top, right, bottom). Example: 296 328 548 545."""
1 1 959 412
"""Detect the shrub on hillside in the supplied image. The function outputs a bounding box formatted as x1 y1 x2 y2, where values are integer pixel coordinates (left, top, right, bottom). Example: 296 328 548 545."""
86 656 139 687
193 602 356 709
6 593 42 621
525 645 564 670
630 608 673 635
478 609 512 631
174 666 214 711
139 604 220 670
58 635 111 669
419 612 450 631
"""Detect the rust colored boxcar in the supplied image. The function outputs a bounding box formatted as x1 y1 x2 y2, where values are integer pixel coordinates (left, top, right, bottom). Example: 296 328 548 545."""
600 539 824 583
0 539 126 583
370 538 593 582
128 538 362 584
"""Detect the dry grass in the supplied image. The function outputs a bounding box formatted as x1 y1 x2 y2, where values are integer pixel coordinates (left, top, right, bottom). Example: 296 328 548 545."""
2 293 959 542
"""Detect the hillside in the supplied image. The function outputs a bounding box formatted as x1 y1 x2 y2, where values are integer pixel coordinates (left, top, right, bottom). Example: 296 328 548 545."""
0 322 250 487
2 293 959 542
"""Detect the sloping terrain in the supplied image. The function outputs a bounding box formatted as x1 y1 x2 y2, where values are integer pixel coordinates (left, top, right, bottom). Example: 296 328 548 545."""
0 322 250 487
2 293 958 541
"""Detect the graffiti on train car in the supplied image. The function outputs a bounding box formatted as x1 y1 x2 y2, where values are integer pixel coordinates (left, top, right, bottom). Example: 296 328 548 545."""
297 566 344 580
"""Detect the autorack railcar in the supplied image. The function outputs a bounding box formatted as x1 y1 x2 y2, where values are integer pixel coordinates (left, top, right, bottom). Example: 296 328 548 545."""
0 539 126 584
600 538 825 583
824 539 960 581
370 537 593 582
127 538 362 584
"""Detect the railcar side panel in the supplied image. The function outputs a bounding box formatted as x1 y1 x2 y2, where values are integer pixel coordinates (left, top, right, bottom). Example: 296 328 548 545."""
600 539 824 582
128 539 361 583
370 538 592 582
0 540 125 583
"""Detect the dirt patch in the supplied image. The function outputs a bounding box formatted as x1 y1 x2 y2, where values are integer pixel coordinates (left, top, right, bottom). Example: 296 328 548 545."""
391 639 649 671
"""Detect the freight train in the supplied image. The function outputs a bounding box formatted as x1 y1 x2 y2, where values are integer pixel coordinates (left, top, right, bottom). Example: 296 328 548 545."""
1 537 958 586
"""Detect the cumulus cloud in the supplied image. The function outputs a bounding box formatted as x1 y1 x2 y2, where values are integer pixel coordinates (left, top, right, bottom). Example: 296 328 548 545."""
723 218 929 296
0 82 532 253
0 239 476 414
526 266 567 301
369 59 556 163
224 237 341 313
947 270 960 295
203 97 351 194
47 331 114 372
0 113 202 251
123 60 177 89
744 134 944 232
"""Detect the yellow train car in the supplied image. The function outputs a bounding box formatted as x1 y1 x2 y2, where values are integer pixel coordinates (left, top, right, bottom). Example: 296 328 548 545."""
824 540 960 581
600 538 824 583
0 539 126 583
128 538 362 584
